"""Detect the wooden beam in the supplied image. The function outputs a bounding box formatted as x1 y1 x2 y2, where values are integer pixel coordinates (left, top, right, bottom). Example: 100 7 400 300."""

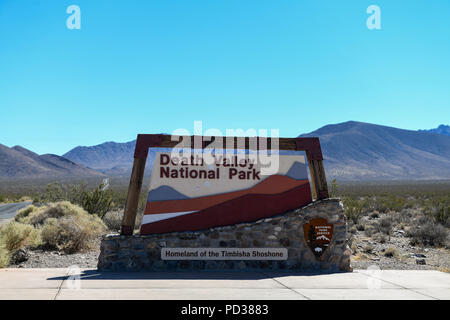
306 153 318 200
315 159 329 199
295 137 329 200
135 134 303 152
121 157 146 235
307 158 329 201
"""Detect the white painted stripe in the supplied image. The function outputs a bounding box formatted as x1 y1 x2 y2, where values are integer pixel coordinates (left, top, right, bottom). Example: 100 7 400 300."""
141 211 198 225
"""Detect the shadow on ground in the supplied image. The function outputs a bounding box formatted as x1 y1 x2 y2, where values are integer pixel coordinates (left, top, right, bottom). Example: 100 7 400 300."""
47 269 349 281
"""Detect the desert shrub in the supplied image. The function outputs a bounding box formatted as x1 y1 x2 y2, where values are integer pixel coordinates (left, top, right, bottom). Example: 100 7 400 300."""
364 225 376 237
8 201 106 254
102 210 123 231
373 232 388 243
407 221 448 247
377 216 393 235
40 210 106 254
342 197 365 224
15 205 38 222
369 211 379 219
20 202 77 226
363 244 374 254
360 197 376 211
384 247 399 258
0 245 9 267
329 179 339 197
76 183 113 218
424 196 450 227
349 224 357 235
42 182 66 203
350 241 358 253
415 214 430 226
390 211 404 226
0 221 41 251
33 182 114 218
374 195 406 213
400 208 413 217
397 211 413 225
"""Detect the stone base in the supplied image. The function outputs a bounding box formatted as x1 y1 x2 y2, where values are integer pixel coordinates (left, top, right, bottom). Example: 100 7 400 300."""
98 199 352 272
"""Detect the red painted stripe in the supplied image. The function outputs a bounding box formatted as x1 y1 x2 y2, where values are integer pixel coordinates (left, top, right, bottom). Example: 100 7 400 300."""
144 176 309 214
140 183 312 234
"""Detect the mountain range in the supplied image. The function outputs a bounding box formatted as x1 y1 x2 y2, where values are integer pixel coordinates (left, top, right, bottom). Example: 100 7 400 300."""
300 121 450 180
62 140 136 176
419 124 450 136
1 122 449 181
0 144 103 179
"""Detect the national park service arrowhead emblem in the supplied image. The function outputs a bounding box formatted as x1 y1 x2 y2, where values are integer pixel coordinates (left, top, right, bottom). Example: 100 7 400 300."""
303 218 334 258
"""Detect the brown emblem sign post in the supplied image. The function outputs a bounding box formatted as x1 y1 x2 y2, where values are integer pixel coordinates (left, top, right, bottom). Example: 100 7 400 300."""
303 218 334 258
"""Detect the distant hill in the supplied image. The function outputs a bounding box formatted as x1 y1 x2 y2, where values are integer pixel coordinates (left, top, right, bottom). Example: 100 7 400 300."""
63 140 136 175
300 121 450 180
63 140 158 177
0 144 104 179
419 124 450 136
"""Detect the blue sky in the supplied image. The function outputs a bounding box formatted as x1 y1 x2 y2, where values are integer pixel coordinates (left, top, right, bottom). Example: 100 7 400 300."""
1 0 449 155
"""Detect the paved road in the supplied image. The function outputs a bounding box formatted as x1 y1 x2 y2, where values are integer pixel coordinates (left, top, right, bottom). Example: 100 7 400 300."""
0 201 32 224
0 269 448 300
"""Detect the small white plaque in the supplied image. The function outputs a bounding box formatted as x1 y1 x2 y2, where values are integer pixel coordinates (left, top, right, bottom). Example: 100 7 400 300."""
161 248 288 260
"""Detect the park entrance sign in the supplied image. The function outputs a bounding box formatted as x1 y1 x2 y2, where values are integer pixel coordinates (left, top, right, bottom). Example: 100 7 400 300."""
120 134 329 235
98 134 352 272
140 151 312 234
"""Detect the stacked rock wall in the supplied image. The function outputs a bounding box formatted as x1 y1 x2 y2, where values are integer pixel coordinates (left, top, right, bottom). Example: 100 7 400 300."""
98 199 352 272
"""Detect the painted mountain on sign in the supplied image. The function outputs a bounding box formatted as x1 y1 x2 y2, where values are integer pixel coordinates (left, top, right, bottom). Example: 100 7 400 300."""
147 185 189 202
286 161 309 180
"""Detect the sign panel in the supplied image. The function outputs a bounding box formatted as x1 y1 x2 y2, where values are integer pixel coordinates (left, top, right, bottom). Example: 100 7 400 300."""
161 248 288 260
303 218 334 258
140 151 312 234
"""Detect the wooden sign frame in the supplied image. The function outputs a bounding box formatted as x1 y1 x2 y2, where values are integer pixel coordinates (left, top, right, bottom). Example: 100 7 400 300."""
120 134 328 235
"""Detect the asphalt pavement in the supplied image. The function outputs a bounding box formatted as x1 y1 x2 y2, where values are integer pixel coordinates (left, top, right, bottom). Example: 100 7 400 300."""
0 201 32 224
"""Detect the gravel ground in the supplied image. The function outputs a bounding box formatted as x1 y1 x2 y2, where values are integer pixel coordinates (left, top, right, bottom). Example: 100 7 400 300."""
12 248 101 269
6 224 450 271
9 238 102 269
13 248 448 271
10 242 449 272
350 229 450 271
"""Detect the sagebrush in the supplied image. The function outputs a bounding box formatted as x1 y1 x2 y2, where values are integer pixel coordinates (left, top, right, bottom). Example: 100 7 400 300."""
0 201 107 267
0 221 41 251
